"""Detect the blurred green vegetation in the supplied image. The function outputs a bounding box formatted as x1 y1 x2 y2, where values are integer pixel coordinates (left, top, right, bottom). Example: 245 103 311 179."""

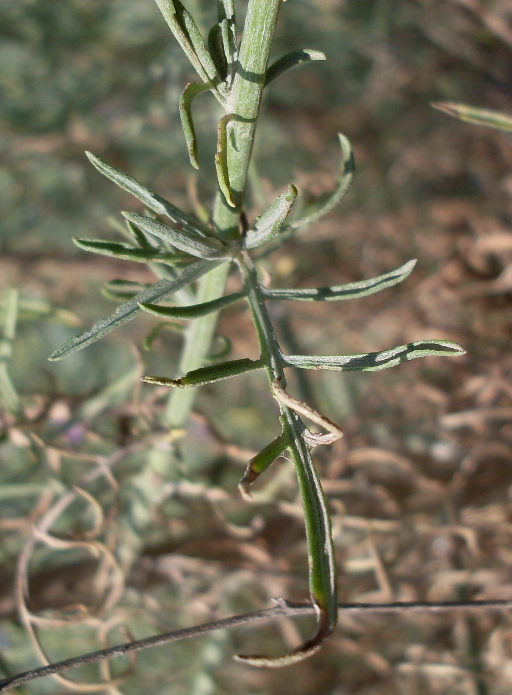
1 0 512 693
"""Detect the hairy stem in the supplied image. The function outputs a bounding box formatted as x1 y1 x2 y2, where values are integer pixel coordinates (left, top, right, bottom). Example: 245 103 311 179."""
165 0 282 428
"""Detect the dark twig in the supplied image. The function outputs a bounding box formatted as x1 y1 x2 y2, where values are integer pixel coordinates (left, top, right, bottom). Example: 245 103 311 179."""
1 598 511 691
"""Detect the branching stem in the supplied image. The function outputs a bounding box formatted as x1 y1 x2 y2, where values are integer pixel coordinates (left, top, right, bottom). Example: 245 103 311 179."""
236 250 338 665
165 0 282 428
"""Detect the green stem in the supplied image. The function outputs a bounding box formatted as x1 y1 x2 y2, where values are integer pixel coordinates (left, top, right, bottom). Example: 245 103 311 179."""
165 0 282 428
237 250 338 662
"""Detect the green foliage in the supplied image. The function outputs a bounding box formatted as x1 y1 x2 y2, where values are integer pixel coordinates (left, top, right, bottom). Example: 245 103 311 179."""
2 1 492 688
47 0 465 669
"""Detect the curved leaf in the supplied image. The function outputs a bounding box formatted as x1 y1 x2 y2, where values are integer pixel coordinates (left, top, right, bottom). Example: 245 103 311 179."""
265 49 326 87
154 0 223 97
218 0 237 74
139 290 246 320
263 259 417 301
215 114 236 208
245 185 298 249
143 321 185 351
238 433 289 500
282 340 466 372
74 238 191 265
85 151 214 238
102 279 152 301
291 133 354 229
49 259 221 361
179 82 211 170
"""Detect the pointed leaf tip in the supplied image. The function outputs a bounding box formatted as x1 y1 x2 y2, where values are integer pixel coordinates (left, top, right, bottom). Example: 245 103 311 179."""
121 212 225 260
49 259 219 360
245 185 298 249
291 132 355 229
263 259 417 302
282 339 465 373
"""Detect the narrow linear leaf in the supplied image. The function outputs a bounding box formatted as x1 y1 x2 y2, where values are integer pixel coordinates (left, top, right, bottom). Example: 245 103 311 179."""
220 17 236 77
85 151 214 238
432 101 512 133
218 0 235 24
215 114 236 208
154 0 221 92
125 218 152 248
237 428 337 666
239 433 289 500
291 133 354 229
282 340 466 372
218 1 237 81
208 24 228 81
142 357 264 388
139 290 246 320
179 82 211 170
49 259 221 361
74 238 191 265
122 213 226 260
265 49 326 87
0 289 22 415
263 259 417 301
245 185 298 249
207 334 232 361
102 279 152 301
143 321 185 351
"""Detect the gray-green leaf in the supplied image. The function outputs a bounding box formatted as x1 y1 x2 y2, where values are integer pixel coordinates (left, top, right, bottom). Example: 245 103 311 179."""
122 213 226 260
86 151 214 238
139 290 245 320
239 433 289 500
74 238 191 265
263 259 416 301
291 133 354 229
245 185 298 249
179 82 211 170
0 288 22 415
154 0 222 95
215 114 236 208
49 259 221 361
265 49 326 87
282 340 465 372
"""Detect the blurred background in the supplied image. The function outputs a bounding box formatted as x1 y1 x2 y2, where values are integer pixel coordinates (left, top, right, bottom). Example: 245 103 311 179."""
1 0 512 692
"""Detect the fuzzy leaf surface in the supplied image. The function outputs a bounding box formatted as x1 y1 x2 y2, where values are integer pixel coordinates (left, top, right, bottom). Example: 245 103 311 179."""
74 239 190 265
282 340 465 372
263 259 417 301
179 82 211 170
49 259 221 361
142 357 264 388
86 151 214 238
139 291 246 320
153 0 221 91
122 213 226 259
291 133 354 229
265 49 326 87
245 185 298 249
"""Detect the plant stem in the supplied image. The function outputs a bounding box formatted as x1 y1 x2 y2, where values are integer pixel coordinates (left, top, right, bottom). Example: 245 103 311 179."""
237 250 338 657
165 0 282 428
